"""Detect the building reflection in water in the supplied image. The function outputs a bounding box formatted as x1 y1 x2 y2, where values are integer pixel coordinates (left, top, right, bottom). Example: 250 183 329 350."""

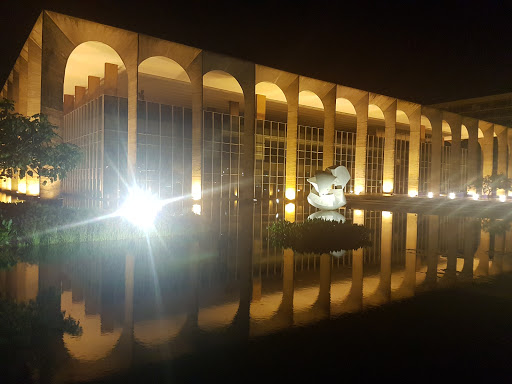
1 200 511 382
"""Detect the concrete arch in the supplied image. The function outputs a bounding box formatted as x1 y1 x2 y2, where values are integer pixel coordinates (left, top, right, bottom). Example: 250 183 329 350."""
64 41 127 98
298 90 324 110
336 97 356 115
461 124 469 140
61 291 122 361
138 56 191 82
396 110 409 125
421 115 432 131
368 104 385 120
442 120 452 137
134 314 188 347
255 81 287 104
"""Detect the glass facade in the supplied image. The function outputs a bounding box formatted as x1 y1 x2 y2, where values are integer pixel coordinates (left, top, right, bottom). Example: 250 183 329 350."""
394 134 410 195
296 124 324 200
441 144 451 194
419 138 432 194
63 95 127 201
254 119 286 200
334 130 356 193
365 135 385 194
202 111 243 200
136 101 192 199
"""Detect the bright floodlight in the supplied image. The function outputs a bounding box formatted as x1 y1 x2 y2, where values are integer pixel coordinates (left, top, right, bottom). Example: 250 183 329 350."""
427 192 434 198
119 187 162 230
499 195 507 202
473 193 479 200
448 192 455 199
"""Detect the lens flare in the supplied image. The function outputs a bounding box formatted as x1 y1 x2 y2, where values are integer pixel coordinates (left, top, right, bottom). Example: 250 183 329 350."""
118 187 162 230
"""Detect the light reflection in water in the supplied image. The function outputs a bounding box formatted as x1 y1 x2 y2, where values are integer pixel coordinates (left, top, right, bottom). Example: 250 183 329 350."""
1 200 512 383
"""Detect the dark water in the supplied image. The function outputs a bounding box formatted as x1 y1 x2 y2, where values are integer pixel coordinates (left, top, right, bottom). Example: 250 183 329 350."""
1 199 512 383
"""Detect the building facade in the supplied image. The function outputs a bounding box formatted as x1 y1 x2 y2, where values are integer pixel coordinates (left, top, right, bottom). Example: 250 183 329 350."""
1 11 511 202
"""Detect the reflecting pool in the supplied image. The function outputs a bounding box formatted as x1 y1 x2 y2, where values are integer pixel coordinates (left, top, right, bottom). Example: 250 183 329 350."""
1 199 512 382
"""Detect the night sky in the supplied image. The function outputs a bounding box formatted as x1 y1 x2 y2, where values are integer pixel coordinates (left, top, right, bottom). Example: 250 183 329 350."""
2 0 512 105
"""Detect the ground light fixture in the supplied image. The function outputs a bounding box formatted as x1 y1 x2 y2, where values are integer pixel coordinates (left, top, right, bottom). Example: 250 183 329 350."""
448 193 456 199
499 195 507 202
427 192 434 198
118 187 163 230
473 194 480 200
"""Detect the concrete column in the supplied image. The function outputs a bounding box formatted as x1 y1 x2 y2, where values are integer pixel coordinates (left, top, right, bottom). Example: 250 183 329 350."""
475 227 490 277
425 215 439 286
461 219 477 281
407 108 421 196
104 63 118 96
27 38 41 116
285 77 299 200
318 253 331 317
382 101 397 193
496 126 508 176
74 86 86 108
127 56 138 186
379 211 392 302
496 126 508 196
256 94 266 120
189 54 203 200
466 120 479 192
354 94 369 194
403 213 417 293
88 76 100 100
508 131 512 188
63 94 74 114
12 70 20 112
449 121 462 193
444 216 458 284
322 87 336 169
480 123 494 178
229 101 239 116
282 248 294 324
430 116 442 195
241 80 255 202
347 209 364 311
18 57 28 116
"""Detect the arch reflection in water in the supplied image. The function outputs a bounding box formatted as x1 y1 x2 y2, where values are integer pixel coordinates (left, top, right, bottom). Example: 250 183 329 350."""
2 200 509 383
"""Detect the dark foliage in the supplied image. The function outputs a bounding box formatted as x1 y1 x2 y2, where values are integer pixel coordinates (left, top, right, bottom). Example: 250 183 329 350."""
268 219 371 253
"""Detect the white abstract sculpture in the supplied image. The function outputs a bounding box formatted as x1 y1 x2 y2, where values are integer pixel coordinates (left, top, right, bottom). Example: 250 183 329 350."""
307 165 350 211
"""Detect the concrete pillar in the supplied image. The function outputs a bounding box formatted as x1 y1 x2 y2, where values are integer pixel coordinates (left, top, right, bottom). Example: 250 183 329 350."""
480 122 494 178
466 120 479 192
229 101 239 116
12 70 20 112
403 213 417 294
282 248 294 324
425 215 439 286
318 253 331 317
347 209 364 311
449 120 462 193
74 86 86 108
508 130 512 189
379 211 392 302
496 126 508 176
189 54 203 201
127 59 138 186
430 116 442 195
322 87 336 169
27 38 41 116
461 219 477 280
475 227 490 277
7 81 13 101
104 63 118 96
285 77 299 200
354 94 369 194
444 216 458 283
382 101 397 193
407 108 421 196
256 94 266 120
18 57 28 116
88 75 100 100
241 80 256 202
63 94 74 114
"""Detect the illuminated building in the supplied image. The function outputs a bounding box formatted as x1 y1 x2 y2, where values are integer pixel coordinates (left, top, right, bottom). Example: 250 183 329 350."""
1 10 511 201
